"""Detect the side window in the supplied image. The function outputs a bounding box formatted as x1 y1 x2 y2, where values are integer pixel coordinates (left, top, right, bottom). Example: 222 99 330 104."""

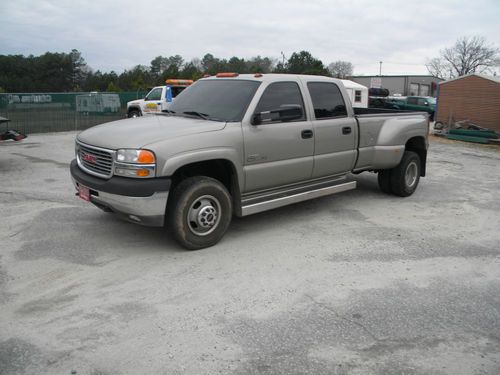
417 98 428 106
171 86 186 97
145 88 162 101
407 97 418 105
307 82 347 119
254 82 306 122
354 90 362 103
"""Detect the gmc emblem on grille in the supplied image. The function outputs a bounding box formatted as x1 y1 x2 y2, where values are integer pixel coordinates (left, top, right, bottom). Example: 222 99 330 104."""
82 153 97 164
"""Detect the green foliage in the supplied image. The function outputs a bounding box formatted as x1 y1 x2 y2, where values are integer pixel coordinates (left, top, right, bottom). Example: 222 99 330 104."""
106 82 121 92
285 51 330 76
0 50 345 92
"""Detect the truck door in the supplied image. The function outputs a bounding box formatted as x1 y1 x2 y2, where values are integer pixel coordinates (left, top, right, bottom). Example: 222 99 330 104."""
306 82 357 178
142 87 163 113
243 81 314 192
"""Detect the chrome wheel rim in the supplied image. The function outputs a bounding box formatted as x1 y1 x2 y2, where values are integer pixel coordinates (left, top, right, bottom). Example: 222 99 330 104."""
187 195 221 236
405 161 418 188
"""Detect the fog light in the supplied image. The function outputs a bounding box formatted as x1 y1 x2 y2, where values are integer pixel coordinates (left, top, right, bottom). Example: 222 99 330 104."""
136 169 150 177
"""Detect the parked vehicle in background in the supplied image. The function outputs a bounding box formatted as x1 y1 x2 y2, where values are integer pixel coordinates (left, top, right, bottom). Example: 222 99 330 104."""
126 79 193 118
0 116 27 142
340 80 368 108
71 73 429 250
388 96 436 120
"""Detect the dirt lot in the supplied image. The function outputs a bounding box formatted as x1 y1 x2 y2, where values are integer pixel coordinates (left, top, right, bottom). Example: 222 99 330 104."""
1 132 499 375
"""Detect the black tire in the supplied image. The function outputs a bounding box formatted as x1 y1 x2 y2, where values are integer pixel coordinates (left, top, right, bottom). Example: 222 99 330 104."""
166 176 232 250
390 151 421 197
128 110 141 118
377 170 392 194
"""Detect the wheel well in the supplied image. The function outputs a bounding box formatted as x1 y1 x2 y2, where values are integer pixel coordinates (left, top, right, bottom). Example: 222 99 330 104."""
128 107 140 113
405 137 427 176
170 159 241 214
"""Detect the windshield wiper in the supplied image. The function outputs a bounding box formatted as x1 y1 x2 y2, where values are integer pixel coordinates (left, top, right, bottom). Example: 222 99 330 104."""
182 111 210 120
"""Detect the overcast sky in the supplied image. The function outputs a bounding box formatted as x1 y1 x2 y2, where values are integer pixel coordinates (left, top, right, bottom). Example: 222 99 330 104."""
1 0 499 75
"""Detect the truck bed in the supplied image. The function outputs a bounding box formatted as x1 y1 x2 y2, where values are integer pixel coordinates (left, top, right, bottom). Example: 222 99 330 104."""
353 107 420 116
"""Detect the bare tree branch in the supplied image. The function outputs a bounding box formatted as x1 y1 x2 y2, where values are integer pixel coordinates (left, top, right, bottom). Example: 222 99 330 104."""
427 36 499 79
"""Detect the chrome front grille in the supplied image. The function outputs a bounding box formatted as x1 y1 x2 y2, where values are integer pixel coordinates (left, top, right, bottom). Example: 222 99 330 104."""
77 142 114 178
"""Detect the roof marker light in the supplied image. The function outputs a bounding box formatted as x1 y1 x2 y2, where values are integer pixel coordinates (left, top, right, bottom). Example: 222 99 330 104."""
216 72 239 78
254 73 263 78
165 79 193 85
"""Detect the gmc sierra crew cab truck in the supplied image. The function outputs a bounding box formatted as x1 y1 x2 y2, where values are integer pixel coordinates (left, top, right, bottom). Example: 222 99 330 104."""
71 73 429 249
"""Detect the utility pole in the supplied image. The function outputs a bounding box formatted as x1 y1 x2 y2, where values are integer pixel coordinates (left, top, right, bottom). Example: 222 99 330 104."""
379 61 382 76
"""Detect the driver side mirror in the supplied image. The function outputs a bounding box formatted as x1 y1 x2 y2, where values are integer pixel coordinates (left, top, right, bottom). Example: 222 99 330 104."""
252 105 303 125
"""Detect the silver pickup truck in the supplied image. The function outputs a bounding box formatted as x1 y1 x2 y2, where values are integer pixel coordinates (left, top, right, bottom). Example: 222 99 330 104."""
71 73 428 249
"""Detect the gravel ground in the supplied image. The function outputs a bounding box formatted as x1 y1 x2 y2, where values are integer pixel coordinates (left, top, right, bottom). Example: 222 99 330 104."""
1 132 499 375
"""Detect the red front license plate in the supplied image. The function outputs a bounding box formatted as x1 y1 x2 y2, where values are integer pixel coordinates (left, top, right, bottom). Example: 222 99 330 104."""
78 184 90 201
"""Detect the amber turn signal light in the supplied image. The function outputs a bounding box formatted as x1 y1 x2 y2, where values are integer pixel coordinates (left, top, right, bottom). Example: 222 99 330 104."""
137 150 155 164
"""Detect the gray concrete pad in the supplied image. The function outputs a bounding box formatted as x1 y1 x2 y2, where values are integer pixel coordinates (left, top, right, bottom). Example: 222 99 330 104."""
1 132 499 375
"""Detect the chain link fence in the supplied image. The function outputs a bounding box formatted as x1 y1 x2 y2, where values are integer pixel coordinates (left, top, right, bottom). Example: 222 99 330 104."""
0 91 148 134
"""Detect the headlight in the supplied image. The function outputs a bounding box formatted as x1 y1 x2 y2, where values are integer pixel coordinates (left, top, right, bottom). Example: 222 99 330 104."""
114 149 156 178
116 149 155 164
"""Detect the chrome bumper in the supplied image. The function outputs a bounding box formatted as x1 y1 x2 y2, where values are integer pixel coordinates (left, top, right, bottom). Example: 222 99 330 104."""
72 176 168 226
70 159 170 227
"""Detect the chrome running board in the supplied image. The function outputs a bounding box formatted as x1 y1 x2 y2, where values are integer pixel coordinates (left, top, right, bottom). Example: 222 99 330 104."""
241 180 357 216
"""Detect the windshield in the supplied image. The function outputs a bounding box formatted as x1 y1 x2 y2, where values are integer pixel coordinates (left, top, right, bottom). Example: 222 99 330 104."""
427 97 437 105
167 80 261 122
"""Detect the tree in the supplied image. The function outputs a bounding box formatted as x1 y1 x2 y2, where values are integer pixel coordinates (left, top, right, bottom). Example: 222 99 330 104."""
285 51 329 75
201 53 225 75
150 56 170 79
426 36 499 79
328 61 353 79
106 82 121 92
227 57 247 73
69 49 88 90
246 56 275 73
118 65 153 91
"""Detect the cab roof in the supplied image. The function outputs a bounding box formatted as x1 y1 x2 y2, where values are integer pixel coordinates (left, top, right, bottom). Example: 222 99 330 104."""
201 73 342 84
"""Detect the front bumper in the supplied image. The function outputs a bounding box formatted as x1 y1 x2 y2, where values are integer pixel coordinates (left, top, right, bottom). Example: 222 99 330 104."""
70 159 170 227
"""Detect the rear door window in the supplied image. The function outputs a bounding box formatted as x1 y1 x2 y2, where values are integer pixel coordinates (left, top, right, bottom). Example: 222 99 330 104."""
307 82 347 119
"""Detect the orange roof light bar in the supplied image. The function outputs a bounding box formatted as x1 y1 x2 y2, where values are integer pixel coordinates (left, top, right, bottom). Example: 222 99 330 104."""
165 79 193 86
216 72 239 78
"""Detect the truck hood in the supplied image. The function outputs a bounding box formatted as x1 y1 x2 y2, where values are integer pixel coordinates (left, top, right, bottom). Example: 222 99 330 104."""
77 115 226 149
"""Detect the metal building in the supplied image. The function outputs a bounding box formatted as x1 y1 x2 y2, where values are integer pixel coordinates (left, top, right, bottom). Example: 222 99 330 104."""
350 75 443 97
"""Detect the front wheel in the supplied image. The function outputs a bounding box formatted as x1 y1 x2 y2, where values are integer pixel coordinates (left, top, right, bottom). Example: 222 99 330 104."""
167 177 232 250
390 151 421 197
127 110 141 118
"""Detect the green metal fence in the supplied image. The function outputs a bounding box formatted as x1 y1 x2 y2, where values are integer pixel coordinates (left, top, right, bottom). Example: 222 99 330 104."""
0 91 148 134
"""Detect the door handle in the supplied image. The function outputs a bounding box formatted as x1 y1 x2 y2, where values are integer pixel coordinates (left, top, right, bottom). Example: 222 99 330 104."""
301 129 314 139
342 127 352 135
